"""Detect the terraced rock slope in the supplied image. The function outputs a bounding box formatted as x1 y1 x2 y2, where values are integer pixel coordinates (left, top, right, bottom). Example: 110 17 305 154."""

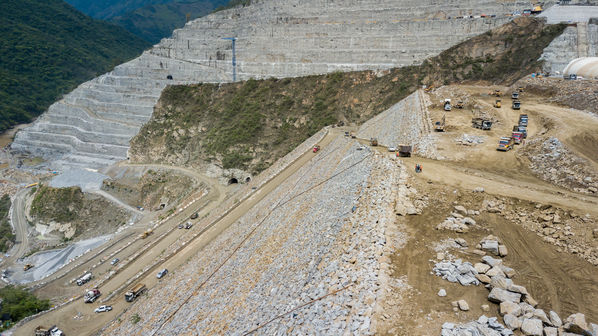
12 0 539 169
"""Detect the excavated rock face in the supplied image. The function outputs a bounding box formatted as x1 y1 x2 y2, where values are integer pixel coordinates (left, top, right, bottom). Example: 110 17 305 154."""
12 0 535 169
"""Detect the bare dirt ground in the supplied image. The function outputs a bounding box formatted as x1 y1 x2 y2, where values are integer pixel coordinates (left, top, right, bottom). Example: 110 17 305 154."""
376 84 598 334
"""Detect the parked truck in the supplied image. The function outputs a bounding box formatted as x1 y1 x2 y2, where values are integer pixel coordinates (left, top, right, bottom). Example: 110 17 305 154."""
76 272 92 286
511 91 519 99
34 326 64 336
84 288 101 303
125 283 146 302
497 137 514 151
519 114 528 127
443 99 452 111
397 144 412 157
512 100 521 110
472 118 493 130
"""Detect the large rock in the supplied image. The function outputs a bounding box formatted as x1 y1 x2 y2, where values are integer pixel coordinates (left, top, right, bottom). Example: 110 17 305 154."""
500 301 522 316
564 313 589 335
488 288 521 304
543 327 558 336
503 313 522 330
549 311 562 327
490 275 513 290
521 318 543 336
482 240 500 255
482 256 503 267
458 299 470 311
474 263 491 274
533 309 551 325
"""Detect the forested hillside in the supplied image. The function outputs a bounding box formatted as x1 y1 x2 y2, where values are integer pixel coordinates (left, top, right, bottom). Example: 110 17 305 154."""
0 0 149 134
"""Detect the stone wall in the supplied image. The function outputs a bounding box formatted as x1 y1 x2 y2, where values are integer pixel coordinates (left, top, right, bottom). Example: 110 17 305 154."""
13 0 539 169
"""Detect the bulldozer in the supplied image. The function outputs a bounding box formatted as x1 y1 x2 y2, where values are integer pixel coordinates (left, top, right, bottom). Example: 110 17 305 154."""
24 264 34 271
455 100 464 109
370 138 378 146
493 99 502 108
531 5 542 14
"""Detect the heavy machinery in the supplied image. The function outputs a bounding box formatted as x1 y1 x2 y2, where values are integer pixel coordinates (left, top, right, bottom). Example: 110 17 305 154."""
370 138 378 146
35 326 64 336
443 99 452 111
519 114 528 127
190 212 198 219
455 100 464 109
125 283 147 302
76 272 92 286
424 85 434 93
472 118 493 130
512 100 521 110
511 131 523 144
490 89 502 97
84 288 101 303
493 99 502 108
513 125 527 138
518 86 524 92
497 137 514 151
312 145 320 153
531 5 543 14
24 264 34 271
140 229 153 239
511 91 519 99
397 144 412 157
435 115 446 132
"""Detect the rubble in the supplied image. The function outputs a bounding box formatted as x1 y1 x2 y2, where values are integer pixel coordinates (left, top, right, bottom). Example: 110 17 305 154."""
441 316 513 336
433 259 480 286
454 133 486 145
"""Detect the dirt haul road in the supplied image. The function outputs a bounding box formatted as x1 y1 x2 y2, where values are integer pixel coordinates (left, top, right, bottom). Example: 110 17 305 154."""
14 129 336 336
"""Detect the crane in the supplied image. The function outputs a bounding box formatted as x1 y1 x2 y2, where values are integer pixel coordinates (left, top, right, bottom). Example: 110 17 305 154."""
221 37 237 81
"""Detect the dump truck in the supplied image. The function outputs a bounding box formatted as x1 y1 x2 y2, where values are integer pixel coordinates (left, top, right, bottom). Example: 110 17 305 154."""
434 115 446 132
76 272 92 286
455 100 464 109
497 137 514 151
493 99 502 108
531 5 542 14
84 288 101 303
24 264 34 271
370 138 378 146
139 229 153 239
472 118 493 130
312 145 320 153
511 91 519 99
512 131 523 144
397 144 412 157
443 99 452 111
512 100 521 110
125 283 146 302
35 326 64 336
519 114 528 127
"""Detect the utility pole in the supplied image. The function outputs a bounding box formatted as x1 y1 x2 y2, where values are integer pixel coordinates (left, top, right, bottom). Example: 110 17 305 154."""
222 37 237 81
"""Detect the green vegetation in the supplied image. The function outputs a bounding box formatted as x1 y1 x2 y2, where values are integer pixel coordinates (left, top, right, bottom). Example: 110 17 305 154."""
30 185 84 223
215 0 251 11
130 18 565 174
0 0 149 134
110 0 228 43
0 286 50 331
0 194 15 253
131 313 141 324
65 0 171 20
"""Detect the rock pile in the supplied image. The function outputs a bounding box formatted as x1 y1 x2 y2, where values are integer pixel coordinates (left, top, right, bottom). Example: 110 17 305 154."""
436 205 479 232
518 77 598 115
454 133 486 145
478 235 509 257
433 259 480 286
441 316 513 336
520 136 598 193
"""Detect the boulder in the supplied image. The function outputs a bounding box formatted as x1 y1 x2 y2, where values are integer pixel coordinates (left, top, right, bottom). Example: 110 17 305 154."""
524 295 538 307
455 238 468 247
521 318 543 336
488 288 522 304
458 299 470 311
507 284 528 295
476 274 491 284
543 327 558 336
438 289 447 297
549 311 562 328
589 323 598 336
564 313 588 335
454 205 467 215
486 266 506 278
532 309 551 325
503 313 522 330
500 301 522 316
474 263 491 274
463 217 476 225
498 245 508 257
490 275 513 290
482 256 503 267
519 302 535 315
501 265 516 278
482 240 500 255
481 304 490 312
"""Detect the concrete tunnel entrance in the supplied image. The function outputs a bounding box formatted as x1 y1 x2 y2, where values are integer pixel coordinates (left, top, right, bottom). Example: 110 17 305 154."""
228 178 238 184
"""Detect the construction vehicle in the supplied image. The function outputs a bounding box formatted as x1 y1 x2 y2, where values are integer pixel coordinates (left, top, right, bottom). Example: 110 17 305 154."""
512 131 524 144
312 145 320 153
472 118 493 130
84 288 101 303
350 133 356 139
76 272 92 286
513 125 527 138
185 221 193 229
497 137 514 151
443 99 452 111
370 138 378 146
35 326 64 336
26 183 39 188
518 86 524 92
139 229 153 239
397 144 412 157
531 5 542 14
424 85 434 93
455 100 464 109
24 264 34 271
522 8 532 16
519 114 528 127
511 91 519 99
490 89 502 97
125 283 147 302
434 115 446 132
493 99 502 108
190 212 198 219
512 100 521 110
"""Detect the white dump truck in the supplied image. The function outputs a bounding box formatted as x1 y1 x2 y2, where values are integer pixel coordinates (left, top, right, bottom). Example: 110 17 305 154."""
76 272 92 286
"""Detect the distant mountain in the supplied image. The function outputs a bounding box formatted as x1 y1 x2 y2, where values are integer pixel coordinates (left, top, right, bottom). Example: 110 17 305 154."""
110 0 229 43
0 0 149 134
